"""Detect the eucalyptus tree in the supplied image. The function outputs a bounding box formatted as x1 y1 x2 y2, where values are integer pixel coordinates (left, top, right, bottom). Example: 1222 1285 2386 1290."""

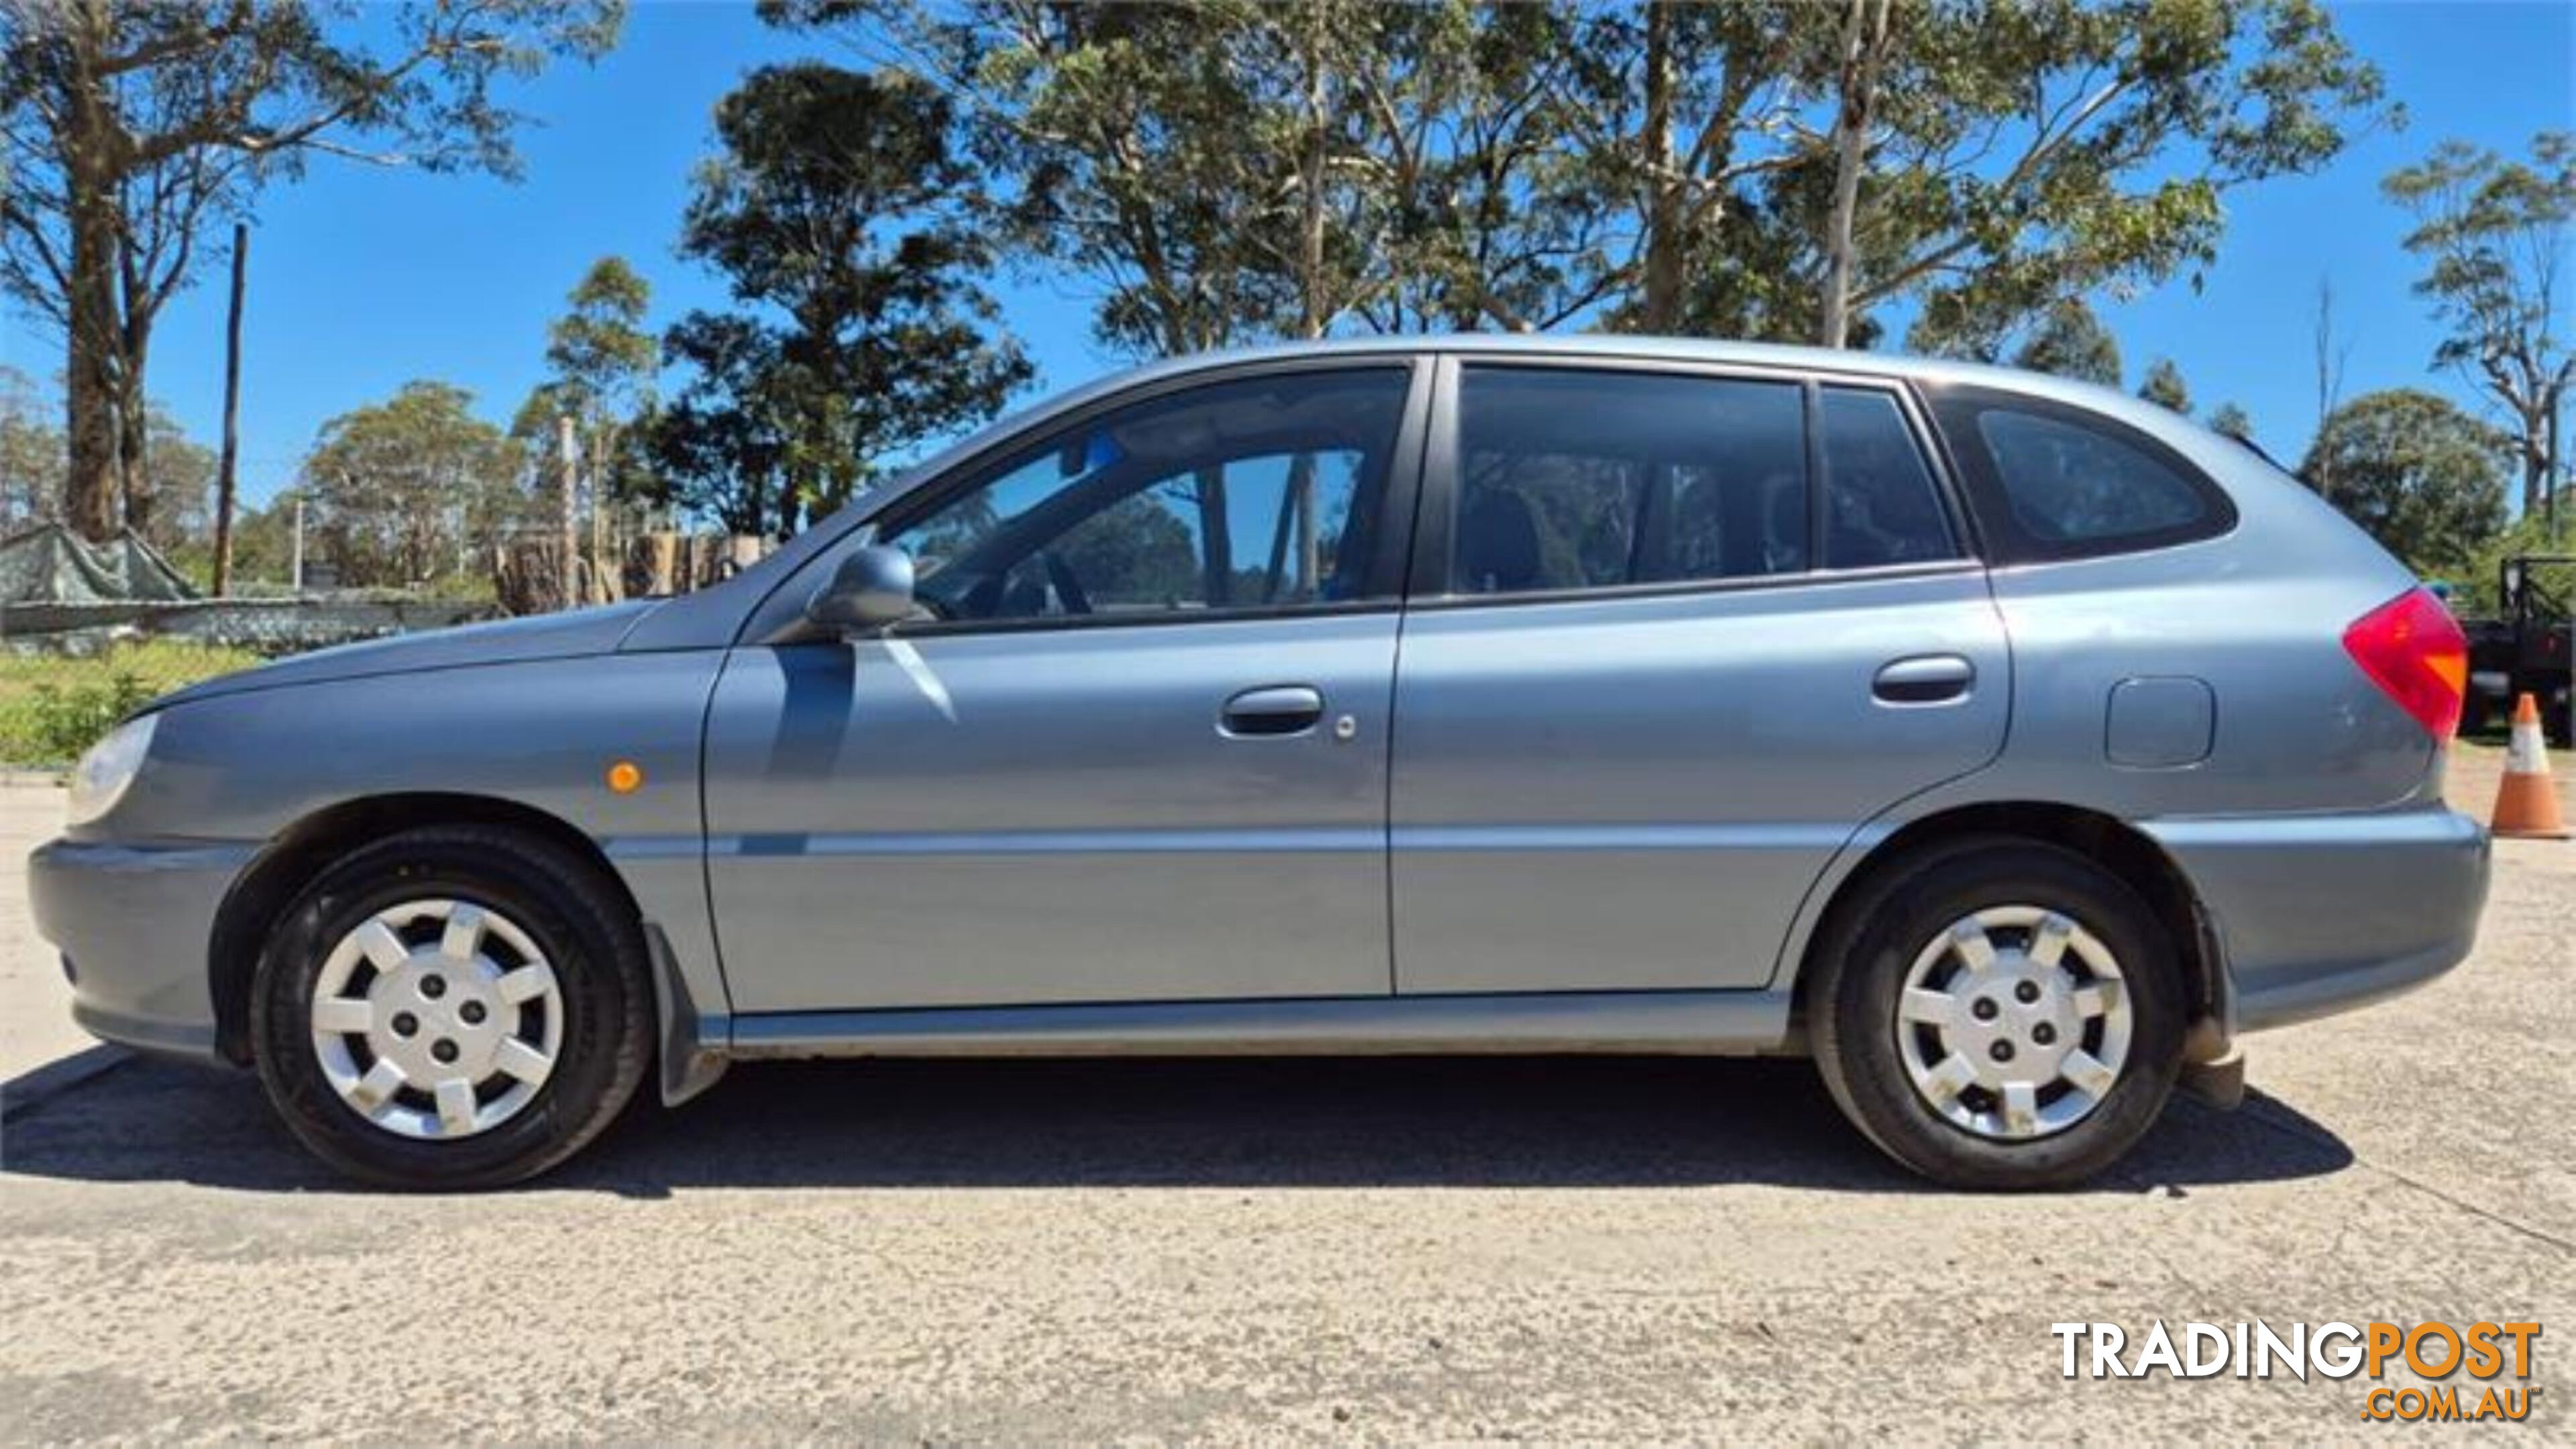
2139 358 2192 413
767 0 2385 365
1814 0 2388 356
301 380 517 589
2010 299 2123 387
652 62 1030 537
0 0 625 540
2384 132 2575 520
2300 390 2511 578
519 256 661 547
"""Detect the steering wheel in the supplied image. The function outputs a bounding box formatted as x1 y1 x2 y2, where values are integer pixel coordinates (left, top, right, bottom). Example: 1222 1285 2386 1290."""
1040 549 1093 616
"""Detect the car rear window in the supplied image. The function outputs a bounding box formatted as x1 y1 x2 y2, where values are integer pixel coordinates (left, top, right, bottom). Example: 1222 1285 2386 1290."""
1927 387 2236 562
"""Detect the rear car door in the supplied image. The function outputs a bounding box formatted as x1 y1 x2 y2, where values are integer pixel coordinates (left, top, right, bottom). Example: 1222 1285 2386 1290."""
1389 358 2010 995
702 362 1428 1014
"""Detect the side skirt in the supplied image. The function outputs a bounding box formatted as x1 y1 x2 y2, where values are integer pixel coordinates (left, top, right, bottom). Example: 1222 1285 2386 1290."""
723 989 1799 1060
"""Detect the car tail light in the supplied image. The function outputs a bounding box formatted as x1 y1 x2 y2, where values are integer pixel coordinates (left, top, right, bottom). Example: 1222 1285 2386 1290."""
2343 587 2469 739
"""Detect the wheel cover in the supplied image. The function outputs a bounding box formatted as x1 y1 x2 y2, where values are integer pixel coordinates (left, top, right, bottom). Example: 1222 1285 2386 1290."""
308 899 564 1141
1894 904 2133 1142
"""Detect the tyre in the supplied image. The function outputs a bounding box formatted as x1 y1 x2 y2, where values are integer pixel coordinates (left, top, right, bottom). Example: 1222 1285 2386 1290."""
1808 837 2184 1190
250 824 652 1189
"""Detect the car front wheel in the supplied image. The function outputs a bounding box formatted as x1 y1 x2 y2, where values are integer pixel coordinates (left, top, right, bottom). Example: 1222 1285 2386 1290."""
1809 838 2184 1189
250 824 652 1189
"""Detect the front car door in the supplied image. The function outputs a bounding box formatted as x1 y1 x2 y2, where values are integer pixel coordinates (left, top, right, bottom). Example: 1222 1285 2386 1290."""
704 362 1430 1014
1390 357 2010 995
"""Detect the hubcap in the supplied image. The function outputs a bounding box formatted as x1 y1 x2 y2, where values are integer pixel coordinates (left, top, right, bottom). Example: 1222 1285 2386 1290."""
308 900 563 1140
1895 905 2133 1142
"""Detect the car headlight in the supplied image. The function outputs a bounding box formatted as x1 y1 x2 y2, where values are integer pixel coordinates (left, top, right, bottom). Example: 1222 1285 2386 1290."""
66 712 156 827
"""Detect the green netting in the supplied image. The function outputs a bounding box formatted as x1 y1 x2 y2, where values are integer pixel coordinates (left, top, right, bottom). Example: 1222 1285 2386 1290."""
0 523 198 604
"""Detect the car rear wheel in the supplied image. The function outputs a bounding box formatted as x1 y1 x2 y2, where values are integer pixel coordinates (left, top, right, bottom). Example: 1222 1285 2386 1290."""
1809 837 2184 1189
250 825 651 1189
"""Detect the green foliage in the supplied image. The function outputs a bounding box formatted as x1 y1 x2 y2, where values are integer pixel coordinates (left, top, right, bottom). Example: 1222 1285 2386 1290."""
2300 389 2510 578
2010 301 2124 386
0 364 63 530
650 62 1030 537
517 256 663 527
1887 0 2390 356
2455 508 2576 616
550 258 659 400
137 406 215 551
221 488 305 588
2139 359 2193 414
0 641 261 765
2383 131 2576 515
773 0 2385 359
2207 400 2255 441
17 674 154 765
302 382 521 588
2 1 628 540
536 257 659 439
0 366 213 551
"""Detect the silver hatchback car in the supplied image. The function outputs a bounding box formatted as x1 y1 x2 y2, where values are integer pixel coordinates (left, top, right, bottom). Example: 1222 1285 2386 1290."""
32 337 2488 1190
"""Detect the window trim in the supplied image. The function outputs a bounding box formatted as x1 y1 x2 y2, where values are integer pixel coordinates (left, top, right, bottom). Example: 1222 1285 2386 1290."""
1411 355 1975 604
745 356 1434 643
1920 382 2238 565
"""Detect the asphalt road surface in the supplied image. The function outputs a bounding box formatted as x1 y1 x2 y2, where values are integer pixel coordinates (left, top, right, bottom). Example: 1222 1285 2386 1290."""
2 747 2569 1442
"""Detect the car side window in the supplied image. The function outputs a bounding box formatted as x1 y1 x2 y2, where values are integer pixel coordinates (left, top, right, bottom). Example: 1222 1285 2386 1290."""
888 370 1411 622
1452 368 1807 595
1818 388 1957 568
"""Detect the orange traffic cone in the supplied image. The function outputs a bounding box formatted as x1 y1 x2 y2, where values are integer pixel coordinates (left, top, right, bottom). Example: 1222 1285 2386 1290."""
2491 693 2569 840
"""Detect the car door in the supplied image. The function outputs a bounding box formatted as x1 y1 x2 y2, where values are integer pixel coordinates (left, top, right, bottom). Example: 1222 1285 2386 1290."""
703 362 1428 1014
1389 358 2009 995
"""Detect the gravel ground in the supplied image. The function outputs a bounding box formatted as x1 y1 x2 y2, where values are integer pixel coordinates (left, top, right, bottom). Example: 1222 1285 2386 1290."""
0 747 2569 1442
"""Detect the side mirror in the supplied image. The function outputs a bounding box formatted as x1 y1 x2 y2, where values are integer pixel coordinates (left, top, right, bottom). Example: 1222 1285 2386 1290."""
804 543 917 636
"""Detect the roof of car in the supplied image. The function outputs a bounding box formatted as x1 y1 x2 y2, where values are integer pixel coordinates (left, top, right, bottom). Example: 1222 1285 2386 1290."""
1102 331 2125 405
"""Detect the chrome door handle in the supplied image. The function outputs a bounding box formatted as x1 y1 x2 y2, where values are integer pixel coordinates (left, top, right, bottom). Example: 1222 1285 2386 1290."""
1874 655 1976 704
1220 685 1326 737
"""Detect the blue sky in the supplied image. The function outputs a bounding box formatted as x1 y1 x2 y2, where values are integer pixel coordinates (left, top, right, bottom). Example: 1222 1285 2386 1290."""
4 0 2570 513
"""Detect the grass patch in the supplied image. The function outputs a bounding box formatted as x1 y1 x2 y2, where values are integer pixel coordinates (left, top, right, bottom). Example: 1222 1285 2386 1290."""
0 640 264 767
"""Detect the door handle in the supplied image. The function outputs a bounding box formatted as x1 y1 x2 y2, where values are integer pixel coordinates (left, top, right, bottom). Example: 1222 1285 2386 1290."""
1221 685 1326 737
1874 654 1976 705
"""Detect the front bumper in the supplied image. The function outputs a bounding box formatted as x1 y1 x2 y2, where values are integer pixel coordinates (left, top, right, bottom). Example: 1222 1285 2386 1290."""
28 837 258 1063
2144 805 2491 1035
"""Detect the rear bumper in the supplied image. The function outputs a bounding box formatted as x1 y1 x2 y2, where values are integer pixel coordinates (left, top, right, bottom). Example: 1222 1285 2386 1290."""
2143 806 2490 1034
28 837 256 1065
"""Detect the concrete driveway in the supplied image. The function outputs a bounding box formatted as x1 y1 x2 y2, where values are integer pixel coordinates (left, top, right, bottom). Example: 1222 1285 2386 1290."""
2 753 2569 1442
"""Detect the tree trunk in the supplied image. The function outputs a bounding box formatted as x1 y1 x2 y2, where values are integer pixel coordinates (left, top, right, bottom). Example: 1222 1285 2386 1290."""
2546 388 2563 534
1297 5 1330 343
60 13 124 542
116 331 152 541
1819 0 1890 349
2526 431 2548 521
1637 2 1681 333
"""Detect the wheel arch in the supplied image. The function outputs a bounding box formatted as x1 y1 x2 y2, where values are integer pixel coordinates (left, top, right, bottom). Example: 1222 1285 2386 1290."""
1785 800 2227 1052
207 792 640 1065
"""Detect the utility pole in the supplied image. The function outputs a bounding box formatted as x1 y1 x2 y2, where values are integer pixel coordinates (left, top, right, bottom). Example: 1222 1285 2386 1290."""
556 413 579 609
290 494 305 594
211 221 248 596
